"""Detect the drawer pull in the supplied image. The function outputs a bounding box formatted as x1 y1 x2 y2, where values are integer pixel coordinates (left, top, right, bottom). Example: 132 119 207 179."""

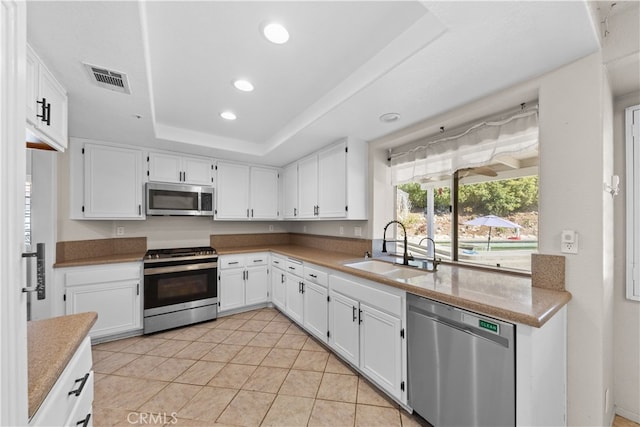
228 261 239 265
76 413 91 427
309 274 317 278
68 372 90 397
253 259 263 263
288 266 295 270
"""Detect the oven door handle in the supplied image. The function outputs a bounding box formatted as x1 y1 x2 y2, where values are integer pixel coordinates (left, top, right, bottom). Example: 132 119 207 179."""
144 262 217 275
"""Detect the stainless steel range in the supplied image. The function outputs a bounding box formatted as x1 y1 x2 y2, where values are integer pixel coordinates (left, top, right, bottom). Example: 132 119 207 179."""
143 246 218 334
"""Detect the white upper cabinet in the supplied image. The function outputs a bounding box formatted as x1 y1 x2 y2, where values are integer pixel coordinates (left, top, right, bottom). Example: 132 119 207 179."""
26 45 68 151
297 154 319 218
282 163 298 219
147 151 213 186
250 167 279 219
72 142 144 220
287 137 368 220
215 161 279 220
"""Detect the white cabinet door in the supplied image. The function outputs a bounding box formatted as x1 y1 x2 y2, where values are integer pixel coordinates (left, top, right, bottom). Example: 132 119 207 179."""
250 166 279 219
148 152 182 183
219 269 246 312
328 290 360 367
245 265 269 305
38 65 68 150
318 142 347 218
285 274 304 324
271 267 286 310
26 46 39 125
283 163 298 219
66 279 141 339
216 161 250 219
360 303 403 399
83 144 144 219
183 156 213 186
297 155 318 218
303 281 328 343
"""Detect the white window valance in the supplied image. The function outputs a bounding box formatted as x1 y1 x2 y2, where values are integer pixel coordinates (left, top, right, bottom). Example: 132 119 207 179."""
389 108 539 185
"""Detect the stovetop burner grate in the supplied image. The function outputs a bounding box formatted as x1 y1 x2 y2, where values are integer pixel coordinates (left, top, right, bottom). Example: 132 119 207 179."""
145 246 217 260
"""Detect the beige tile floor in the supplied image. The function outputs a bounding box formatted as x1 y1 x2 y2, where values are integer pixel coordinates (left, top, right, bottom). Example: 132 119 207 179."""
92 307 429 426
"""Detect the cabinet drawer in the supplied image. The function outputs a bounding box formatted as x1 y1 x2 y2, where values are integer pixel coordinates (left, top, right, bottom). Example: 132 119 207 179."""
271 254 286 269
246 253 268 266
30 336 93 426
329 274 403 317
303 265 328 287
286 258 303 277
64 264 140 287
220 255 245 269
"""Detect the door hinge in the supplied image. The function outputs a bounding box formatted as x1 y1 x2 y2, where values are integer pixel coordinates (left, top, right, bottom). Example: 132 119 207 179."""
81 206 85 213
327 330 330 338
214 209 218 214
345 146 348 153
147 171 149 176
345 205 348 212
211 164 214 169
400 328 405 339
401 381 405 391
136 283 140 295
327 295 330 302
147 156 149 162
215 165 218 170
81 148 85 154
63 294 66 301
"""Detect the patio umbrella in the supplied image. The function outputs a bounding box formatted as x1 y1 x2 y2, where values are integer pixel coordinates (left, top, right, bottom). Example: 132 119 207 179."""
463 215 521 250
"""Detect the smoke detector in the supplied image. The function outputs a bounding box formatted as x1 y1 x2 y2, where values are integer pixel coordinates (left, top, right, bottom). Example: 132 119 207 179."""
83 63 131 94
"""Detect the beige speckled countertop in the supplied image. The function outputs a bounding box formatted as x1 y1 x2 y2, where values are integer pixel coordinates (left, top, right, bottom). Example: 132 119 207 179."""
27 312 97 418
218 244 571 328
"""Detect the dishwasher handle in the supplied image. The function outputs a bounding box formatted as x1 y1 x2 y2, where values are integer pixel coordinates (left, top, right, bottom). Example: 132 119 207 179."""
409 305 511 348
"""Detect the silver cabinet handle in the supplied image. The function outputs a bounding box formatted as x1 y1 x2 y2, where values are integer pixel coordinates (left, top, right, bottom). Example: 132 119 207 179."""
22 243 45 300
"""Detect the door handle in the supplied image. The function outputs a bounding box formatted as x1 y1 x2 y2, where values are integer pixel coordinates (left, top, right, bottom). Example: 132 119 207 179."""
281 273 285 283
352 306 357 322
22 243 45 300
68 372 90 397
359 309 363 324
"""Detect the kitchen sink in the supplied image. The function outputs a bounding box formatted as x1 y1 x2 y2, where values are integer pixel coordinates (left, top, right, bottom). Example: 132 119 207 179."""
343 259 432 281
343 260 401 275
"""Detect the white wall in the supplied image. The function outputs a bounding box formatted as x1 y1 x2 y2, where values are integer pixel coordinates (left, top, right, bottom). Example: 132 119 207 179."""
613 91 640 422
370 52 616 426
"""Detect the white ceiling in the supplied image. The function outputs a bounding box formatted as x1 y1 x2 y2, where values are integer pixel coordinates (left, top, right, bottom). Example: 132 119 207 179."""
26 1 617 167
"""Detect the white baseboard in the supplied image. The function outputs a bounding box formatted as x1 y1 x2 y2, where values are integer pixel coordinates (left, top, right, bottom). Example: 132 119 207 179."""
616 406 640 424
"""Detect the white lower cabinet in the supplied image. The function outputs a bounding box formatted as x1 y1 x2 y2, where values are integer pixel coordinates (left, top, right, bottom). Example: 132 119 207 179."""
59 263 142 340
285 271 304 324
270 255 287 310
29 336 93 427
218 253 269 313
328 273 405 401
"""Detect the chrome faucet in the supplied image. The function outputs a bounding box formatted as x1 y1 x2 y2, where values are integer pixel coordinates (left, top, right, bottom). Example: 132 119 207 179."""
382 220 411 265
418 237 441 271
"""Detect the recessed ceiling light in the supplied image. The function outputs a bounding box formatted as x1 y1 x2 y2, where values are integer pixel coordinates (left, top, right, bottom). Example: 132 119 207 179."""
233 79 254 92
263 22 289 44
220 111 237 121
380 112 401 123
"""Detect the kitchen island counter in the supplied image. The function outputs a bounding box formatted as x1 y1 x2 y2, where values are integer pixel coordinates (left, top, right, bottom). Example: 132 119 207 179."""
217 244 571 328
27 311 97 418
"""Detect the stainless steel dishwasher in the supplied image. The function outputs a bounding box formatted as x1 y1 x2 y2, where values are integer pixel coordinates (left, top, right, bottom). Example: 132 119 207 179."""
407 293 515 427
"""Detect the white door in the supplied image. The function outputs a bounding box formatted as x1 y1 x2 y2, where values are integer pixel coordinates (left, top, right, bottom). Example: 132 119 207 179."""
83 144 143 218
318 142 346 218
245 265 269 305
148 152 182 183
219 269 246 311
37 64 68 150
297 155 318 218
66 280 141 339
285 274 304 324
183 156 212 186
271 267 286 310
216 161 250 219
303 281 328 343
360 303 402 399
328 290 359 366
250 166 279 219
283 163 298 218
1 2 29 424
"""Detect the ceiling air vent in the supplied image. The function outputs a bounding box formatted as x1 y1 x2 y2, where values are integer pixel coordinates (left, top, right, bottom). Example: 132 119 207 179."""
83 63 131 94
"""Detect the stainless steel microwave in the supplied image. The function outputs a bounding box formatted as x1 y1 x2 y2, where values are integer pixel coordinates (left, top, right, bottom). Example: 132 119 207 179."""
146 182 214 216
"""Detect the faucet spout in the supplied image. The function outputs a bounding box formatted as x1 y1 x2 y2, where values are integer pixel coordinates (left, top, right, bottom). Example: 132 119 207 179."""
418 237 441 271
382 220 410 266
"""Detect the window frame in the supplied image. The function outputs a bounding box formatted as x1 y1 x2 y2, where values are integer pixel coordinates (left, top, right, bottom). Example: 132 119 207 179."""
626 104 640 301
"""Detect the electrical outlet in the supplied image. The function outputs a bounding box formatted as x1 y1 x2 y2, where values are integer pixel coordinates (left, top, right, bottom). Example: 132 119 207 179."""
339 226 344 235
268 225 274 232
561 230 578 254
303 226 307 233
354 226 362 237
116 226 125 236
